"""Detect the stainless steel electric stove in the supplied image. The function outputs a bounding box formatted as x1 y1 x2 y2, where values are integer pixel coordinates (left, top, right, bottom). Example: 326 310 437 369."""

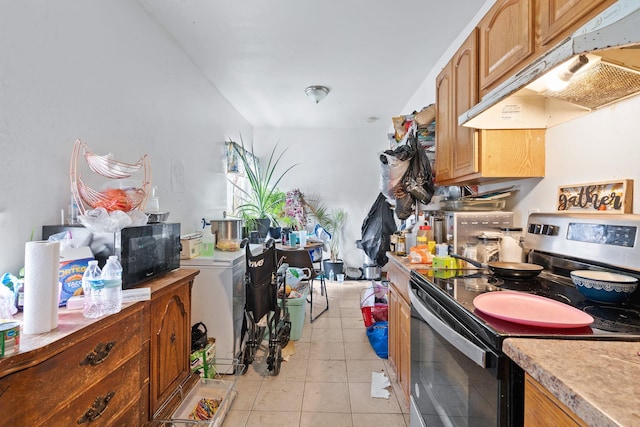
409 212 640 427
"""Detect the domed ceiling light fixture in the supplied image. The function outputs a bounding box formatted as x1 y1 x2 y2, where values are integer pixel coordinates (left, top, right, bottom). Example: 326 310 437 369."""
305 85 330 104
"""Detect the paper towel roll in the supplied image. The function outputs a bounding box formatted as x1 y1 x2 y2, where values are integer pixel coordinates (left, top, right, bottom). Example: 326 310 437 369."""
23 241 60 335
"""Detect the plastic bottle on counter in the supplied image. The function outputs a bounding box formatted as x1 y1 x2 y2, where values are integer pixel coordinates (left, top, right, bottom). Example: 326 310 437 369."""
329 270 335 282
201 225 216 257
499 227 524 262
406 227 417 252
82 260 104 318
417 225 433 246
101 256 123 315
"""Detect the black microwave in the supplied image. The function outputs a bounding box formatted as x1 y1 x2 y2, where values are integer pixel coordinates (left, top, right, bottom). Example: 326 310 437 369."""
42 223 181 289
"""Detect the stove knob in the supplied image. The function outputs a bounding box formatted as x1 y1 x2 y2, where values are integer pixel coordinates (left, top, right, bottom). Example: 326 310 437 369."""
541 225 557 235
529 224 542 234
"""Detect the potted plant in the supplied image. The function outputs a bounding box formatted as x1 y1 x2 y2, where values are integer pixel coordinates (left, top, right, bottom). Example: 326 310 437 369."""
302 194 348 276
229 137 297 238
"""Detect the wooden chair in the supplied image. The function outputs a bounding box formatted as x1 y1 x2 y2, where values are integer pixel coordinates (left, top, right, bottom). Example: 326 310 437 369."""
276 247 329 322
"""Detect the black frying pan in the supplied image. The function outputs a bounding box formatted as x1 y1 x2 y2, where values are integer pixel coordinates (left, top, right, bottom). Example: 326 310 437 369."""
451 254 543 279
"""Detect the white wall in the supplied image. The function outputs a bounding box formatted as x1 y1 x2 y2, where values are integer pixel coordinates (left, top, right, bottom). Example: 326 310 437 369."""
504 96 640 227
0 0 251 273
253 127 390 268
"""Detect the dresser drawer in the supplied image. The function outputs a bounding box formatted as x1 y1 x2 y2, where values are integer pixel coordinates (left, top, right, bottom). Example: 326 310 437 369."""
40 350 146 426
0 306 148 423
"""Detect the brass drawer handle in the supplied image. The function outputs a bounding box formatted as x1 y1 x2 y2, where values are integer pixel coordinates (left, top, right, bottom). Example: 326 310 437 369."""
79 341 116 366
77 391 115 424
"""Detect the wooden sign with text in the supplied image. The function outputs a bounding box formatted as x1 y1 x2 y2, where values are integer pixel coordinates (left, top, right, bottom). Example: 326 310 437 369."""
557 180 633 214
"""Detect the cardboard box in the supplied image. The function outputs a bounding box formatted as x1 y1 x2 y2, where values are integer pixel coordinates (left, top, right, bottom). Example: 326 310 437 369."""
180 233 202 259
58 246 94 306
190 338 216 378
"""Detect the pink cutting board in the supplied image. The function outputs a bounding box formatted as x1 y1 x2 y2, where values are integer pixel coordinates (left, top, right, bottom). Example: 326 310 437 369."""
473 291 594 328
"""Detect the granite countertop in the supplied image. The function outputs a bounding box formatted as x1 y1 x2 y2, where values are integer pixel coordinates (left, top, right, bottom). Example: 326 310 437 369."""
504 338 640 427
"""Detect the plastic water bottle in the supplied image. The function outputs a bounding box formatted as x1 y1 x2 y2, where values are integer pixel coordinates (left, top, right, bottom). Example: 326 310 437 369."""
82 260 104 318
101 255 123 315
329 270 335 282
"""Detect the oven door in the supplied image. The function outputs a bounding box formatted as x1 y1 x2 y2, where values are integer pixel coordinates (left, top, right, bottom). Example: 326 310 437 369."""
409 280 523 427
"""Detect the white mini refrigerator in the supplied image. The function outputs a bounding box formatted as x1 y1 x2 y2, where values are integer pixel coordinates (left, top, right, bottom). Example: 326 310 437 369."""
181 250 245 374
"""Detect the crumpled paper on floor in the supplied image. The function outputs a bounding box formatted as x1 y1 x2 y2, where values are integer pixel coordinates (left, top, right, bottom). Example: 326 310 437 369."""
281 340 296 361
371 371 391 399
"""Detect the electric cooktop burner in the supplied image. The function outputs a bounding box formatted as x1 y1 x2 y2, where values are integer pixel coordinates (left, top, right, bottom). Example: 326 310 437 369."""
425 270 640 336
580 305 640 332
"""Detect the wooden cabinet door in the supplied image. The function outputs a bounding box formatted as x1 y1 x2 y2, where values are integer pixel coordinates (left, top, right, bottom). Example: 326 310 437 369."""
387 287 399 375
537 0 615 48
150 282 191 415
398 295 411 401
452 30 479 178
435 62 453 182
525 374 588 426
479 0 535 95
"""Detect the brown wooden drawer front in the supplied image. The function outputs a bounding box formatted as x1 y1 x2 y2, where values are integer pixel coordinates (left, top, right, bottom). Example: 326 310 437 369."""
0 307 147 423
41 352 147 426
387 258 411 304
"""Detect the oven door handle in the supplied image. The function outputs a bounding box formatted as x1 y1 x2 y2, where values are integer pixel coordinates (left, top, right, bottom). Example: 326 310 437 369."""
409 288 487 368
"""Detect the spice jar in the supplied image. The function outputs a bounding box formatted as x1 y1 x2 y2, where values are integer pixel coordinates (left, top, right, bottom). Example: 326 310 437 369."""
499 227 524 262
477 235 500 264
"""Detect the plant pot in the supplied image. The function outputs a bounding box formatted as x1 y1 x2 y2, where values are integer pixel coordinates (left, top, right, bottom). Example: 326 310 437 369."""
323 260 344 278
255 217 271 238
269 226 282 239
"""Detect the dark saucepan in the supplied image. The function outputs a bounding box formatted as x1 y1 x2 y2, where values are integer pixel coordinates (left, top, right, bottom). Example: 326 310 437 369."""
450 254 543 279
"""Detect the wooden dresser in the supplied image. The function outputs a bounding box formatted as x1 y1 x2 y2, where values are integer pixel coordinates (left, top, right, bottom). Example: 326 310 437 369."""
0 268 199 426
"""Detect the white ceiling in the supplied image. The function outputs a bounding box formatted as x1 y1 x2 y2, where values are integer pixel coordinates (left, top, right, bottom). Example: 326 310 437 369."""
137 0 487 129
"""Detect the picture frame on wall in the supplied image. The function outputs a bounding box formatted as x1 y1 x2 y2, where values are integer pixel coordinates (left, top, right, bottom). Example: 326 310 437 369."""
557 179 633 214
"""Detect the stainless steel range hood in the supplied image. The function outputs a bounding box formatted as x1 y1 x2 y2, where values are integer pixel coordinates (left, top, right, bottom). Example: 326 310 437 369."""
460 0 640 129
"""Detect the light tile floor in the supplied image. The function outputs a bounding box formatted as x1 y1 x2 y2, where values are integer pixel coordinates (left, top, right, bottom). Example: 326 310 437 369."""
223 279 410 427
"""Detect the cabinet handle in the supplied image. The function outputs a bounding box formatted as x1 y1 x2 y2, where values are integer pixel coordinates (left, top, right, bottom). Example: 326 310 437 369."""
77 391 115 424
79 341 116 366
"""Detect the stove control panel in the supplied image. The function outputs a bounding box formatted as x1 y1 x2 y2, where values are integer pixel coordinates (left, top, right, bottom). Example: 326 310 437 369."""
525 212 640 270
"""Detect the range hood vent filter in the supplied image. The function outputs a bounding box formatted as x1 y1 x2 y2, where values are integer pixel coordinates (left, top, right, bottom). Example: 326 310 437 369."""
537 60 640 110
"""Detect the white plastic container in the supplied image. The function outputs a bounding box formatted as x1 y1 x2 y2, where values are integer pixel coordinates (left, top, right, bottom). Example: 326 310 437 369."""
82 260 103 318
101 255 123 315
499 227 524 263
201 227 216 257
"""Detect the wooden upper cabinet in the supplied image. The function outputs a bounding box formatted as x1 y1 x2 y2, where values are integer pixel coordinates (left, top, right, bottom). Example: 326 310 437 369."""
452 30 478 178
435 31 479 184
479 0 535 96
435 64 453 182
536 0 616 49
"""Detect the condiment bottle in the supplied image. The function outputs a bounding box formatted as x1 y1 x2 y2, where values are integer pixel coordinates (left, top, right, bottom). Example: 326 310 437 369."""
396 232 407 256
417 224 433 246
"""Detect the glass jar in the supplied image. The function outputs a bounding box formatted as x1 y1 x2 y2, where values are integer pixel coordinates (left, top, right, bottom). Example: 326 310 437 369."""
499 227 524 262
396 232 407 256
462 242 478 267
477 236 500 264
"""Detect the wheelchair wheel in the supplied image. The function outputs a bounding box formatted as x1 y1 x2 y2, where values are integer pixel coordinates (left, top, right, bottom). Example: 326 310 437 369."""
278 320 291 348
267 342 282 376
